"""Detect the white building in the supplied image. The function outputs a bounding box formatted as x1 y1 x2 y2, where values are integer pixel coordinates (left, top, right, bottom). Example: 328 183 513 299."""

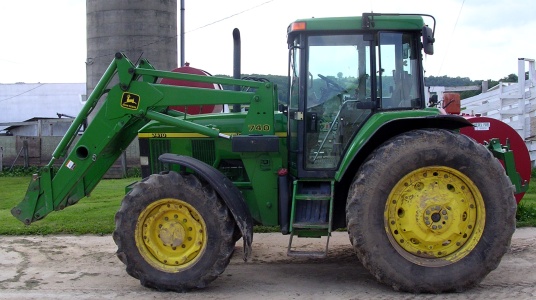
0 83 85 134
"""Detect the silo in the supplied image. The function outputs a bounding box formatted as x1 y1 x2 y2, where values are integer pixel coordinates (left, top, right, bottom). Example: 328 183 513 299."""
86 0 178 119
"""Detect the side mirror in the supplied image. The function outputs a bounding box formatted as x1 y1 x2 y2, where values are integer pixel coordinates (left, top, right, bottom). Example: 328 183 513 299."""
422 25 435 55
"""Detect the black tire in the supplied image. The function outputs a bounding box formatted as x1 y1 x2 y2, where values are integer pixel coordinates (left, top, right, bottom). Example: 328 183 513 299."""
346 129 516 293
113 171 235 291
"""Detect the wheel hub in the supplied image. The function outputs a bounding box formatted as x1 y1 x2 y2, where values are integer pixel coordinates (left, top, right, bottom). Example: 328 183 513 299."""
424 205 450 231
136 199 206 271
158 218 186 248
385 166 485 265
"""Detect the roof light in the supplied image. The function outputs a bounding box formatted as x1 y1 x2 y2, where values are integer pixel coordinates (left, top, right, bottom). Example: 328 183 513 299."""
290 22 306 31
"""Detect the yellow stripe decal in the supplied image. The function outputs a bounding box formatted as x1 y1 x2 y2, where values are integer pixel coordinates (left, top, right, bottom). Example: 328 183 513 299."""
139 132 287 138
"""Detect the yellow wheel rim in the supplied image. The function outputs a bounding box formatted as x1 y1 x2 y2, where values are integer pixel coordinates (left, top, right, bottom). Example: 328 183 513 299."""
135 198 207 272
384 166 485 266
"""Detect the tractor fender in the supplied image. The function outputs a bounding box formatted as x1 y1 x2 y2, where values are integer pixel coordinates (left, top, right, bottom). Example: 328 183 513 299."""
337 114 473 183
158 153 253 261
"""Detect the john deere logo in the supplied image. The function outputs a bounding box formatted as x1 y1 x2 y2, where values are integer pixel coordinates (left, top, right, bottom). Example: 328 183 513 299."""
121 92 140 110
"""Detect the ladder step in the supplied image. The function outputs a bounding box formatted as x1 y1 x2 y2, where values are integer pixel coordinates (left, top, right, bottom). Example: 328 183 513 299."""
287 250 327 258
294 194 331 201
288 180 334 258
292 222 329 229
287 233 330 258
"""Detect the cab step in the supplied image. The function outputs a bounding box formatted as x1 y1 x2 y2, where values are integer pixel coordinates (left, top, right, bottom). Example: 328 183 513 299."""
287 179 334 258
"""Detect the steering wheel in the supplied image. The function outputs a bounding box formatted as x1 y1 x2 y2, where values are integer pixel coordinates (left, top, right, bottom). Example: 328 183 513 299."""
318 73 345 91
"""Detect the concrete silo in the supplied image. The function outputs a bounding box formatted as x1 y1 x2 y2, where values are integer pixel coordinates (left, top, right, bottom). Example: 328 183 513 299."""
86 0 178 112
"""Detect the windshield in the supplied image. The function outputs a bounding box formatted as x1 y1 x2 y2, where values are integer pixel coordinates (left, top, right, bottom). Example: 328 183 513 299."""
307 35 371 107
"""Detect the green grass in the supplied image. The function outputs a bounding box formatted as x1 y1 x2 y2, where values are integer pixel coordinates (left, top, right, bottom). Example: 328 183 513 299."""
516 180 536 226
1 176 535 235
0 176 139 235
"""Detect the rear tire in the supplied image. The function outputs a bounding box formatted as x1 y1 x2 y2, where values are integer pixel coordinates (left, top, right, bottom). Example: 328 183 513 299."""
346 129 516 293
113 171 235 291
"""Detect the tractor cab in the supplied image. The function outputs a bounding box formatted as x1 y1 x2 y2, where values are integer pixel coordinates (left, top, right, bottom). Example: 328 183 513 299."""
286 13 433 178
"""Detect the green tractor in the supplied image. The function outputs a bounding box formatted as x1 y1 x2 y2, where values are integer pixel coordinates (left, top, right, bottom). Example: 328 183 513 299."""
12 13 521 293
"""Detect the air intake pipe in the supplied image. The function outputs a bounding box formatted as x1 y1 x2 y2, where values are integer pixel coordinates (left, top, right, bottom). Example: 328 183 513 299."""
232 28 241 113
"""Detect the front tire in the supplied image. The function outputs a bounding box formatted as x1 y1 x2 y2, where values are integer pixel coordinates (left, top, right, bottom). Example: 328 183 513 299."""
113 171 235 291
346 129 516 293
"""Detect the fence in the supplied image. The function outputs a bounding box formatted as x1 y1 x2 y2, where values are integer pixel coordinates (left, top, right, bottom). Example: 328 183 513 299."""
460 58 536 164
0 136 140 177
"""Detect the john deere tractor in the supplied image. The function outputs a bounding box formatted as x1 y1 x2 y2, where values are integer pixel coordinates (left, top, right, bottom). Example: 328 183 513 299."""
12 13 521 293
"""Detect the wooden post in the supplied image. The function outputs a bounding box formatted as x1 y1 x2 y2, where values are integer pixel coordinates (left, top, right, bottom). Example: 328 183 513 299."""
482 80 488 93
121 151 127 178
23 140 29 168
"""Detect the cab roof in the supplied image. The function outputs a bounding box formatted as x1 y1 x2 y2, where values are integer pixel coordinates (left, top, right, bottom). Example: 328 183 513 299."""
287 14 427 37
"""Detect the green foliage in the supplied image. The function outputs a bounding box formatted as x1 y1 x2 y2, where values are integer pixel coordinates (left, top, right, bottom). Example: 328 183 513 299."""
253 225 280 233
424 75 482 100
516 202 536 227
126 167 141 178
424 75 477 87
516 174 536 227
0 166 41 177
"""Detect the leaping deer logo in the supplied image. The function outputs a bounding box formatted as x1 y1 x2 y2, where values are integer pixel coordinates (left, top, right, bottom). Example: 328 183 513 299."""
125 94 137 104
121 92 140 110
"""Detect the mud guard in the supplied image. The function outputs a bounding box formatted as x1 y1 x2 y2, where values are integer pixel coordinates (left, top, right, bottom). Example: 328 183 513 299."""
158 153 253 261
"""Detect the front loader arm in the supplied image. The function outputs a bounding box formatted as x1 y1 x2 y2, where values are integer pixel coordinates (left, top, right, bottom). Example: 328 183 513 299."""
11 52 277 225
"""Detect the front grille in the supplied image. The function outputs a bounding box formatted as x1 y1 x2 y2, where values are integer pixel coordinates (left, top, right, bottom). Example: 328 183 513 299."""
150 139 171 174
191 139 216 166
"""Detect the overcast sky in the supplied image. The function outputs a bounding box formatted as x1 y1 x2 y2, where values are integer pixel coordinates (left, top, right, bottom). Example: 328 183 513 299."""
0 0 534 84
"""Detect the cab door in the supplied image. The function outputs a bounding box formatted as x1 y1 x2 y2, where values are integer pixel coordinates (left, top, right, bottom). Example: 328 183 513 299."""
288 33 373 178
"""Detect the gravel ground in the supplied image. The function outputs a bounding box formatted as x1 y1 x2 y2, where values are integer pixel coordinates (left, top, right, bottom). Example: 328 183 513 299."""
1 228 535 300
